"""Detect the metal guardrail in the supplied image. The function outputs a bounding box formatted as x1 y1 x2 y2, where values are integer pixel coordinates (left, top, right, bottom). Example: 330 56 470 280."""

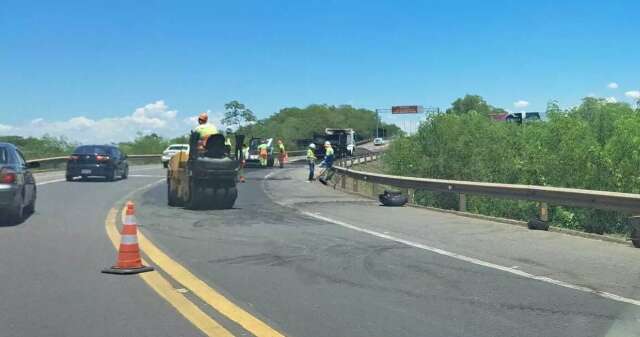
336 154 640 214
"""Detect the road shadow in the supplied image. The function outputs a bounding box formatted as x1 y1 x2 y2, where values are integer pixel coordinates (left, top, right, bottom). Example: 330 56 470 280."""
0 211 33 227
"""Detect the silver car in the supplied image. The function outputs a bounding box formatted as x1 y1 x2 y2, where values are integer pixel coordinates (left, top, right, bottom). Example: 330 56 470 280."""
161 144 190 168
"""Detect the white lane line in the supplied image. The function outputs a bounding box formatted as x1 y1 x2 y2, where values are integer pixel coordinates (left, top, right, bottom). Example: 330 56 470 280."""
301 211 640 307
265 168 640 307
129 174 165 178
36 179 67 186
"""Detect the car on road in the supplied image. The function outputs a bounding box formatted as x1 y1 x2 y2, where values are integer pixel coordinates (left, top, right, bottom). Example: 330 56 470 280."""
66 145 129 181
373 137 385 146
161 144 189 168
0 143 39 223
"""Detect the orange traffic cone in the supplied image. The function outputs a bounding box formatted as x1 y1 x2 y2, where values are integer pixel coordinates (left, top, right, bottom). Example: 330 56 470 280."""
102 201 154 275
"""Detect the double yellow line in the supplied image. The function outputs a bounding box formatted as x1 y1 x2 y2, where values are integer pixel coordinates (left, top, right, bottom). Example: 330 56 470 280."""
105 207 286 337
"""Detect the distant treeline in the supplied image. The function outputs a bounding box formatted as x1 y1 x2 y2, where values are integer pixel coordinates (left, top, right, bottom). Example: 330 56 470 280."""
237 104 403 149
2 103 403 158
383 95 640 235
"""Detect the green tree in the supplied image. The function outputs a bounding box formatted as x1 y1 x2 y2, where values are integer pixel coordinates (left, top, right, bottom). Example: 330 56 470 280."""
446 94 493 115
222 100 256 130
383 94 639 235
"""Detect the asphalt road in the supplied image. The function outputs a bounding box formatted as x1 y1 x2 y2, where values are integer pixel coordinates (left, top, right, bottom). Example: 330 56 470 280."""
132 164 640 337
0 166 203 337
3 163 640 337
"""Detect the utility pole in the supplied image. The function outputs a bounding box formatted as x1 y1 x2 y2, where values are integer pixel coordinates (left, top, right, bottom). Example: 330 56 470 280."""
375 109 381 138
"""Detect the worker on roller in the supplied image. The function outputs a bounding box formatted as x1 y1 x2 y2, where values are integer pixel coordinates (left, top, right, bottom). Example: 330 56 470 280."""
193 112 218 152
276 139 287 168
306 143 317 182
257 140 269 167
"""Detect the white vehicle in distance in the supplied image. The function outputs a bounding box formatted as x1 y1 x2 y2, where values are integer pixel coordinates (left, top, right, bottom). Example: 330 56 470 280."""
373 137 385 146
161 144 189 168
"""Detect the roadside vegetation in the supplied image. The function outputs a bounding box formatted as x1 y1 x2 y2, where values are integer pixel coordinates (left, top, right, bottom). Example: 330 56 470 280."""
383 95 640 235
236 104 402 149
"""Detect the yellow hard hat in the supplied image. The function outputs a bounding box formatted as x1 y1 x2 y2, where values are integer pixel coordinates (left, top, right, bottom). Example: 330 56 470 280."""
198 112 208 123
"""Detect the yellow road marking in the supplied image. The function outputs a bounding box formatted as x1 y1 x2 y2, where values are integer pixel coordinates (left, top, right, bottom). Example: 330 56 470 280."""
105 208 235 337
119 207 287 337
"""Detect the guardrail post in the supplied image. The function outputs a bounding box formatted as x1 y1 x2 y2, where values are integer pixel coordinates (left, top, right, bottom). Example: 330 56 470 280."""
629 216 640 248
341 174 347 189
353 178 358 193
408 188 415 204
458 193 467 212
539 202 549 222
371 182 377 197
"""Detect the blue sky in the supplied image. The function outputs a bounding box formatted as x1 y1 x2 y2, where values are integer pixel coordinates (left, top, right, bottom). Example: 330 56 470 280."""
1 0 638 142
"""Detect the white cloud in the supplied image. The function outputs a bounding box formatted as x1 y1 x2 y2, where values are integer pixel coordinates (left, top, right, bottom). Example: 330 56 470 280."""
513 100 530 109
607 82 619 89
625 90 640 100
0 100 223 144
605 97 617 103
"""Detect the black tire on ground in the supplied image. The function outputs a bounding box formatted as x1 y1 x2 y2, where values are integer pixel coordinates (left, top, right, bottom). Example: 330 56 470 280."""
527 219 550 231
80 175 88 181
267 157 275 167
163 162 168 168
66 175 73 182
378 192 408 207
122 166 129 179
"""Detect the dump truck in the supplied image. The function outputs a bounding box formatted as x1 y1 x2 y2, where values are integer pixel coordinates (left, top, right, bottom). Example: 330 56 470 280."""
166 131 241 209
246 137 275 167
312 128 356 158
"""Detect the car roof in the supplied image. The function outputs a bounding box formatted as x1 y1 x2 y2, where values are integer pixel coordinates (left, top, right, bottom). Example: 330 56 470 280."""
0 142 18 151
76 144 116 148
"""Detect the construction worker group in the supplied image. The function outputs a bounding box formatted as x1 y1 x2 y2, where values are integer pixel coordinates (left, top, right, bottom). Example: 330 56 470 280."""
193 111 336 183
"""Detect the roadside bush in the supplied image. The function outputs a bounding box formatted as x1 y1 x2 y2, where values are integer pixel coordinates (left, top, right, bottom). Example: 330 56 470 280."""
382 96 640 235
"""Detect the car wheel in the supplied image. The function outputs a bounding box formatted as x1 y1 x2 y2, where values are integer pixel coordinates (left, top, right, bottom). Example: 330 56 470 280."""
66 175 74 182
7 203 25 225
24 189 36 215
106 168 115 182
122 166 129 179
163 162 168 169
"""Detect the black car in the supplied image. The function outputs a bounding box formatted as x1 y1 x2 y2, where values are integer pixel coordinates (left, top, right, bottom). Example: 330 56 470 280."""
66 145 129 181
0 143 39 224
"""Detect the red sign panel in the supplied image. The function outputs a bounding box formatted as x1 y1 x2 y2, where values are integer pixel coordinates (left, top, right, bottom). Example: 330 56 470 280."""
391 105 423 114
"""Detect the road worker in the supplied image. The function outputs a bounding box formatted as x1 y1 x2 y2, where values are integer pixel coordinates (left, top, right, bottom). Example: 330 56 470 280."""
276 139 287 168
306 143 317 182
258 140 269 167
239 143 249 183
318 141 335 185
193 112 218 152
224 136 232 156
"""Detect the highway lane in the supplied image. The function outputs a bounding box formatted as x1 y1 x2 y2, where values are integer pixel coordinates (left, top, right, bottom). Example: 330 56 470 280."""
0 166 204 337
131 163 640 337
